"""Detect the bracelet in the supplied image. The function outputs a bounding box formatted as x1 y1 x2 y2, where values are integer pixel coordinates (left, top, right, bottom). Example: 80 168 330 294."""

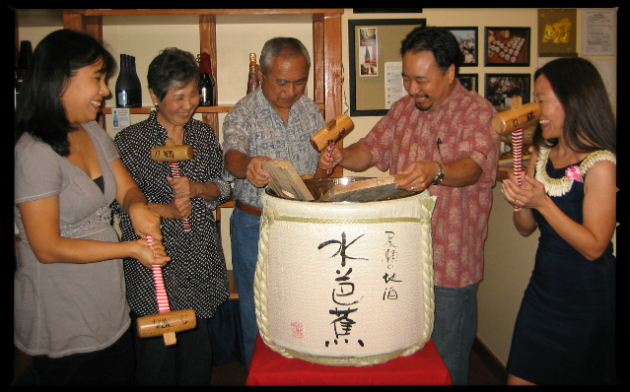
432 162 444 185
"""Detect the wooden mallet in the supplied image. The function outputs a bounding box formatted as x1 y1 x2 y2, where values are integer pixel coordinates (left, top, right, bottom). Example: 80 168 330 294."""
151 138 194 232
491 96 540 210
136 237 197 346
310 114 355 175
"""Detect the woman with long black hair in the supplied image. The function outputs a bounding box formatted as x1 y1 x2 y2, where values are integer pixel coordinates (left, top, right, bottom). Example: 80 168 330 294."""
502 57 617 385
14 29 169 386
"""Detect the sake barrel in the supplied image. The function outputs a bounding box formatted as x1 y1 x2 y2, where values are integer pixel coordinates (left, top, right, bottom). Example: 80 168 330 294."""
254 179 437 366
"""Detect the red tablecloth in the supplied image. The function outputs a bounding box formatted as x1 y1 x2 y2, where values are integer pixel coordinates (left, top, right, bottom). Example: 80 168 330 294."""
246 334 452 386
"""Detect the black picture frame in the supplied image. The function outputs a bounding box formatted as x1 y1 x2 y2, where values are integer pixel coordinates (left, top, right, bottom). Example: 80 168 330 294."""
484 73 531 108
348 18 426 116
457 73 478 93
445 27 478 67
484 27 531 67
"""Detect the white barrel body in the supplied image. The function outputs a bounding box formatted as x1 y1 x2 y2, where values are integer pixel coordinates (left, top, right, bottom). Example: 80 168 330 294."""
254 190 437 366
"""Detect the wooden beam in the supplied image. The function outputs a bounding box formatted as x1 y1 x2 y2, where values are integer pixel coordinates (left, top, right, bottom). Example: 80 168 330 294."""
323 13 344 178
323 13 342 121
80 9 344 16
63 9 87 32
86 16 103 44
312 14 325 107
62 11 105 128
63 12 103 44
199 14 219 137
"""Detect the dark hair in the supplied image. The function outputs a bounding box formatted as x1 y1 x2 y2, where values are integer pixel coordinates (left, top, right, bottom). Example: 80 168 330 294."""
14 29 114 156
400 26 463 75
259 37 311 75
532 57 616 154
147 48 201 102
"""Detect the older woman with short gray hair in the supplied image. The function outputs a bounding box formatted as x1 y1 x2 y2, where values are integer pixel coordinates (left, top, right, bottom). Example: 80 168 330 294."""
112 47 231 386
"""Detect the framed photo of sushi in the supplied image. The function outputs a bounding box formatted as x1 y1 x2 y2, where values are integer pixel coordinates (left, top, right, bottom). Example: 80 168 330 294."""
445 27 478 67
484 73 531 109
484 27 531 66
456 73 478 93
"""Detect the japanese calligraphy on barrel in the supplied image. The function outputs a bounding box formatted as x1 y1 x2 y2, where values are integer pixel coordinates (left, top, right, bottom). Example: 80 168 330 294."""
254 182 437 366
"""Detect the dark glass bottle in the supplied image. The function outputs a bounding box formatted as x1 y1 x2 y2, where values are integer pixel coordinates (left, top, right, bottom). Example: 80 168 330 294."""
116 54 133 108
197 52 216 106
246 53 259 95
199 72 216 106
129 55 142 107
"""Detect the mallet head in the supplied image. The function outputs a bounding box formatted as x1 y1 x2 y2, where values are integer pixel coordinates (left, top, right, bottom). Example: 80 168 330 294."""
151 138 194 162
137 308 197 346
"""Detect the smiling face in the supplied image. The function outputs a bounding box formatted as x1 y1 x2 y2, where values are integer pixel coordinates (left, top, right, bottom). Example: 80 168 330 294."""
401 50 456 111
534 74 565 139
151 78 200 130
60 58 109 126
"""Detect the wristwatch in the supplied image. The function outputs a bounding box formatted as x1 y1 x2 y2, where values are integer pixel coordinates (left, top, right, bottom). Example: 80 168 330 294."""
432 162 444 185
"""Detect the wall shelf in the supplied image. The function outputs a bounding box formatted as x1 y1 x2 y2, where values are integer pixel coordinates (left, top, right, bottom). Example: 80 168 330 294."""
72 9 344 16
63 9 342 143
100 105 233 115
100 103 325 115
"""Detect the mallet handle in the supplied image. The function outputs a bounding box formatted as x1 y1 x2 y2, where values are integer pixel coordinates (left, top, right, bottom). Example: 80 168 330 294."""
512 128 523 211
147 236 171 313
142 236 197 346
168 161 191 232
146 236 176 345
325 141 335 175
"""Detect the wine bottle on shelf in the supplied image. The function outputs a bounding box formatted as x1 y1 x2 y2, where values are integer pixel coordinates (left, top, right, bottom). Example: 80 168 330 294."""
197 52 216 106
246 53 259 95
200 72 216 106
130 55 142 107
116 54 132 108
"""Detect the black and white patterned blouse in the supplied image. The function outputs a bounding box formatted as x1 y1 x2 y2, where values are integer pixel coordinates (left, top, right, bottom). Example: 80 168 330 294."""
112 110 231 318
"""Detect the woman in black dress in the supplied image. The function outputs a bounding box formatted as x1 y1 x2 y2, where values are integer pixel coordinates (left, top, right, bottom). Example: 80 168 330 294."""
501 57 617 385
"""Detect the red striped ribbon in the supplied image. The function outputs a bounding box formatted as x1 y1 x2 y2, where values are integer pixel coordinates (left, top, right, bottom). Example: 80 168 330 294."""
326 141 335 175
147 236 171 313
511 128 523 211
169 161 191 232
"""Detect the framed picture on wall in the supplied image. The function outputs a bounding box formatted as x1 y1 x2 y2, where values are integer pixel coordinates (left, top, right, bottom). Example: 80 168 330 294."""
538 9 577 57
445 27 478 66
484 73 531 108
348 18 426 116
457 73 478 92
484 27 530 66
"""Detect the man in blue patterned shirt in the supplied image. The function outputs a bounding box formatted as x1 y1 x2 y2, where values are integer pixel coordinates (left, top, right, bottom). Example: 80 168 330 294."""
222 37 327 367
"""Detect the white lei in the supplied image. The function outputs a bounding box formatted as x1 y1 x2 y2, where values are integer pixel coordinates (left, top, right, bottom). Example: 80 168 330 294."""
535 146 616 197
